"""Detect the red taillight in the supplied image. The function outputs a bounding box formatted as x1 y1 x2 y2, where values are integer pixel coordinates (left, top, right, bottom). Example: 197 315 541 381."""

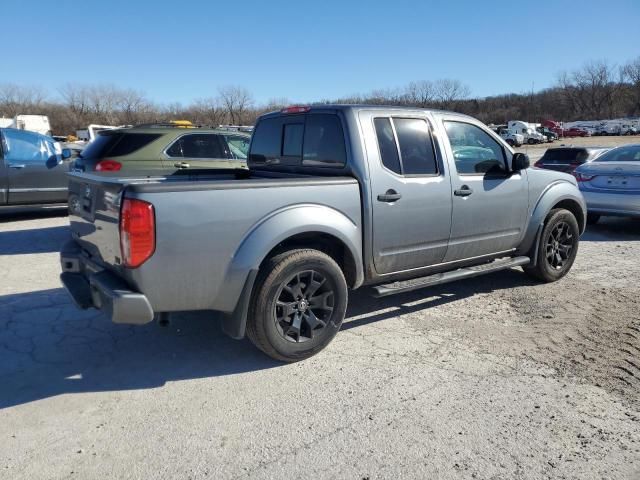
95 159 122 171
281 105 311 114
574 172 596 182
534 160 543 168
120 199 155 268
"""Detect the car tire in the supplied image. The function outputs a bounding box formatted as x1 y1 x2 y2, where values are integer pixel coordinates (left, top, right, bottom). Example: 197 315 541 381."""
506 139 514 147
587 213 600 225
524 209 580 283
528 138 536 145
246 249 348 362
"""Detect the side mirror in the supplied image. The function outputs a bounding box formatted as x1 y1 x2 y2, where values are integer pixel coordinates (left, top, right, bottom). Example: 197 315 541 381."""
512 152 530 171
62 148 72 159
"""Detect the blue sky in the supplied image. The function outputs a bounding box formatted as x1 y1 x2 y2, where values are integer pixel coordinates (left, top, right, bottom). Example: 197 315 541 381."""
4 0 639 105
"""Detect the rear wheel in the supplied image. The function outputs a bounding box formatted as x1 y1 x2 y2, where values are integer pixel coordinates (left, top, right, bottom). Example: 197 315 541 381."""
506 139 514 147
246 249 348 362
587 213 600 225
524 209 580 282
528 138 536 145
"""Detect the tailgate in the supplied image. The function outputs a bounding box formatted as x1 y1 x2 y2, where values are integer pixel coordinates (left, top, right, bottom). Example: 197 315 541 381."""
67 172 127 268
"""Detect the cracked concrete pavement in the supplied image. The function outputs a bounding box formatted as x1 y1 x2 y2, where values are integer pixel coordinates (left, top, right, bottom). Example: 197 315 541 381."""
1 208 639 479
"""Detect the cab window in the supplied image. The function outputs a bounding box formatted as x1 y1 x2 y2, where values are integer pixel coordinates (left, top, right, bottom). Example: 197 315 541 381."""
444 121 507 175
373 117 438 175
1 129 57 165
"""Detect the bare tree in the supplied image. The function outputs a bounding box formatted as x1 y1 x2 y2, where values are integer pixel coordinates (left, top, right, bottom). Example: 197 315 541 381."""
621 57 640 115
434 79 471 109
218 86 254 124
0 83 47 117
403 80 435 107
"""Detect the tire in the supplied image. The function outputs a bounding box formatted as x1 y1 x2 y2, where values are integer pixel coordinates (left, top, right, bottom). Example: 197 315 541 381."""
506 139 514 147
587 213 600 225
528 138 536 145
524 209 580 283
246 249 348 362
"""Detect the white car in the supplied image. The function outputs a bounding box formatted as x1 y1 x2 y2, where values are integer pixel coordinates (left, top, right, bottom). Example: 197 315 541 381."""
499 131 524 147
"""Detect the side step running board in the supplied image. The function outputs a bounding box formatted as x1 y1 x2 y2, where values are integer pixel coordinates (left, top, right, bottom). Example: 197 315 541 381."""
372 256 530 297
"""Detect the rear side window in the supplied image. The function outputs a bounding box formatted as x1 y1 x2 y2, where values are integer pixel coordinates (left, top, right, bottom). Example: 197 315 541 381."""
374 118 401 174
81 133 160 158
249 113 346 168
373 117 438 175
393 118 437 175
166 134 225 159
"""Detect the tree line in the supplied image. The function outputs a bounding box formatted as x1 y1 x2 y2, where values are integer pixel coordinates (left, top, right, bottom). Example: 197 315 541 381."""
1 57 639 136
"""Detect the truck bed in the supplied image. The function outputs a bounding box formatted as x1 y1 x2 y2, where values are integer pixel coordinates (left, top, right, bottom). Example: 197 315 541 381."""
66 170 362 315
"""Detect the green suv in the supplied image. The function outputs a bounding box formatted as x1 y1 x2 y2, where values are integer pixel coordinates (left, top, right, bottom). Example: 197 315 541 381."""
73 124 251 174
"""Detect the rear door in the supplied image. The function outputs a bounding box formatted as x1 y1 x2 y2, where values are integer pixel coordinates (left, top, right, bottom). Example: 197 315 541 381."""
164 133 232 170
439 116 529 262
1 129 70 204
359 110 453 274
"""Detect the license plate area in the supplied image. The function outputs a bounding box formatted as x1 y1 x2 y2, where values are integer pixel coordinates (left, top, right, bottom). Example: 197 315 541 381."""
606 176 628 188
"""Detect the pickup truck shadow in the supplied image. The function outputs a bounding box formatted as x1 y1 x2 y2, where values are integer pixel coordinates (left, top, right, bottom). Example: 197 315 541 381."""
0 206 67 222
0 226 70 255
344 268 537 331
1 268 536 408
581 217 640 242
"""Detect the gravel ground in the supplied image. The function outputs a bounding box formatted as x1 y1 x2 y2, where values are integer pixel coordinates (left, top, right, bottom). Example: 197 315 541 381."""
1 172 640 479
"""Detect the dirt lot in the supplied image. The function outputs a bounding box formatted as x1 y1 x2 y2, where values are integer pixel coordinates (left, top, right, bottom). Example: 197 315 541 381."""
1 142 640 479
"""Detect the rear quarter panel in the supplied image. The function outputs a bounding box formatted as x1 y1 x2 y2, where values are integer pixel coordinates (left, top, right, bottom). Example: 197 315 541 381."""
124 179 363 313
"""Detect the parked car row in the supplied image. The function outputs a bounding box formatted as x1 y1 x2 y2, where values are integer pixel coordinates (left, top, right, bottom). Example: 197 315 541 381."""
0 125 251 208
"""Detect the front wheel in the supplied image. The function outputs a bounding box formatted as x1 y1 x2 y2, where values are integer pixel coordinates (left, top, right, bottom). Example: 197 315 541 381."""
246 249 348 362
528 138 536 145
524 209 580 282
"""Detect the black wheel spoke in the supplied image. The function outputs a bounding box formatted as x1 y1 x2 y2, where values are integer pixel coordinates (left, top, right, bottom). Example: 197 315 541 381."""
544 220 576 271
309 291 334 312
274 269 334 343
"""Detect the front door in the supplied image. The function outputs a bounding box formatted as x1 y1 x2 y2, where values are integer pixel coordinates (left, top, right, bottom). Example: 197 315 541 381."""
360 110 453 274
1 129 70 204
439 117 529 262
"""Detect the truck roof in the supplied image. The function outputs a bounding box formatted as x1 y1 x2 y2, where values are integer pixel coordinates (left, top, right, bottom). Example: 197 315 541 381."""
259 104 469 119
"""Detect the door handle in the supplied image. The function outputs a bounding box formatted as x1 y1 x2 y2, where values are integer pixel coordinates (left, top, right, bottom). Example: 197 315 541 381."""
8 163 26 169
377 189 402 202
454 185 473 197
174 161 190 169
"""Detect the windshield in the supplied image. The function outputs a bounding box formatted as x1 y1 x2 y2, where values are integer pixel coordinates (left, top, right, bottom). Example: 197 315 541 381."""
595 145 640 162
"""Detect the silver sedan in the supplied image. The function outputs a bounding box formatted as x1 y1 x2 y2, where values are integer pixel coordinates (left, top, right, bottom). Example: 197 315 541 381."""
574 144 640 224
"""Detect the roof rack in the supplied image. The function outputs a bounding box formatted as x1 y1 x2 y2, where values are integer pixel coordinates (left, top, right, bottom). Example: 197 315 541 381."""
217 124 254 133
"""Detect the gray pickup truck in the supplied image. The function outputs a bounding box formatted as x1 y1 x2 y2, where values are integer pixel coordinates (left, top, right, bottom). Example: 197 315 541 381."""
60 105 586 361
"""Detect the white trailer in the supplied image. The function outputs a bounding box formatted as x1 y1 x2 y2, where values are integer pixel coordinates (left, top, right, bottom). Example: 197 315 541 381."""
0 114 51 136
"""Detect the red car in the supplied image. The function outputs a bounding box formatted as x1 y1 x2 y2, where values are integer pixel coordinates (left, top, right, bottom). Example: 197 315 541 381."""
563 127 591 138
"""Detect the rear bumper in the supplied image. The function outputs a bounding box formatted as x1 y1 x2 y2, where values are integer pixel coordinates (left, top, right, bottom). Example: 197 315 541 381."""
582 190 640 217
60 241 154 325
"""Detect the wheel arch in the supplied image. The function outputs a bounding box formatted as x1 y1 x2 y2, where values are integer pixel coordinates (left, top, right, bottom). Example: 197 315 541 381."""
218 204 363 339
517 181 587 256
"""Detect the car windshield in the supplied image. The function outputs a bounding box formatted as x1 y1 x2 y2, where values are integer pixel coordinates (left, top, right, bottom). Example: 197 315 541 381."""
594 145 640 162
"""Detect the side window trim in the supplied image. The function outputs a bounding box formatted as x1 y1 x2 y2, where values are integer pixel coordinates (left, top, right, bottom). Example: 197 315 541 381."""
373 116 441 178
